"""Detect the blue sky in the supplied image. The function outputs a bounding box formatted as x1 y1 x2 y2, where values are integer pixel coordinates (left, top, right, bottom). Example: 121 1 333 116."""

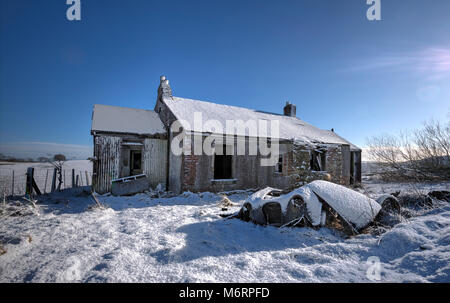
1 0 449 159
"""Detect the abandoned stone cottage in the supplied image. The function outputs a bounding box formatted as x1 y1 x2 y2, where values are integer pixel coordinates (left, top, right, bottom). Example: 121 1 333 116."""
90 76 361 194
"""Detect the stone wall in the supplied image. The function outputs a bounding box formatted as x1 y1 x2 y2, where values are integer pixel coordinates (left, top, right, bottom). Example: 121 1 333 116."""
286 142 349 189
177 138 350 193
325 145 345 185
182 154 198 190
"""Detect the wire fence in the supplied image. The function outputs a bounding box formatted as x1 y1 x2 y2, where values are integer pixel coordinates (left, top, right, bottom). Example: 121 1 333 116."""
0 167 92 197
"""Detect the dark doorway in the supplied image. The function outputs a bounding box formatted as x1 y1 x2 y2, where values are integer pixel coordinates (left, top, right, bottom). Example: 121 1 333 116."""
130 150 142 176
350 152 355 184
214 145 232 179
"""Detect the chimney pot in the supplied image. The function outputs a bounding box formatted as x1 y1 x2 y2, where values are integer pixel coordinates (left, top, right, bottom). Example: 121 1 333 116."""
157 75 172 99
283 101 296 117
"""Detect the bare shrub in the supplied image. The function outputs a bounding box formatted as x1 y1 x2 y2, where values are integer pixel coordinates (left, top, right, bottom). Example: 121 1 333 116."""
366 119 450 181
50 154 67 191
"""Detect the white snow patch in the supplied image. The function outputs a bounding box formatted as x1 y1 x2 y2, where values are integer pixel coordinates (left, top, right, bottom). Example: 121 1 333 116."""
0 181 449 282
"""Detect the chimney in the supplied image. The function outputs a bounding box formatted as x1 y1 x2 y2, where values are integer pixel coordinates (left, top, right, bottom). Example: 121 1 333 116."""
283 101 296 117
158 75 172 99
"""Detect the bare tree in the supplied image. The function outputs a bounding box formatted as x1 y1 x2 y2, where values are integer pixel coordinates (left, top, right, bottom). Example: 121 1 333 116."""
38 156 50 162
50 154 66 191
366 119 450 181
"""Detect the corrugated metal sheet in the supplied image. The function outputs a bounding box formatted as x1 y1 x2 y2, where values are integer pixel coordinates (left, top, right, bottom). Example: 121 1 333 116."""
93 136 121 194
143 138 167 188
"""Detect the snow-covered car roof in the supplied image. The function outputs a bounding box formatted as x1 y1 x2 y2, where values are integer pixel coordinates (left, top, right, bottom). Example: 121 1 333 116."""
246 180 381 230
91 104 166 136
307 181 381 229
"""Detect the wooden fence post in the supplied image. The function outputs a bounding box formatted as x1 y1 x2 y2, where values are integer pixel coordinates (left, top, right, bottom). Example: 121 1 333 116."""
26 167 42 197
26 168 33 197
44 169 49 194
85 171 89 186
11 170 14 196
51 168 57 192
72 169 75 188
32 177 41 195
75 175 79 187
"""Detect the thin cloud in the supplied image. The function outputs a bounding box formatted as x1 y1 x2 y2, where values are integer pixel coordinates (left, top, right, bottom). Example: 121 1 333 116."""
343 47 450 80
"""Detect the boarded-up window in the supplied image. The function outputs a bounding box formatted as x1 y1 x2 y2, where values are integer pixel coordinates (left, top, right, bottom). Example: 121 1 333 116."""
310 150 326 171
214 145 232 179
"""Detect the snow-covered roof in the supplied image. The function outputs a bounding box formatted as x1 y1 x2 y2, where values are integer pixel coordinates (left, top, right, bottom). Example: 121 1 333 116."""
163 96 360 150
324 131 361 152
91 104 166 136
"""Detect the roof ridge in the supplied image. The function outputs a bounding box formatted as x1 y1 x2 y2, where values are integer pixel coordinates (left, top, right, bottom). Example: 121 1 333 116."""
162 96 359 149
168 96 306 122
94 104 156 112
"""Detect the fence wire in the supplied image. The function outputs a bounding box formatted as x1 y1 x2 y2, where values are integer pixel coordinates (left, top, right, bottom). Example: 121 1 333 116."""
0 167 92 197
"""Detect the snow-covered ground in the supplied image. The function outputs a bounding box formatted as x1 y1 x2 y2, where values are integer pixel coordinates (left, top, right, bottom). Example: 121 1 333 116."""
0 162 449 282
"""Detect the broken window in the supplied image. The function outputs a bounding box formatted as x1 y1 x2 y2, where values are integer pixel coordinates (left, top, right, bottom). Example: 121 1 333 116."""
310 150 326 171
214 145 232 179
276 155 283 173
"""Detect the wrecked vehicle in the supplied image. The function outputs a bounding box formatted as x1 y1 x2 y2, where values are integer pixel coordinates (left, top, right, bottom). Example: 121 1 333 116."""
238 180 388 235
